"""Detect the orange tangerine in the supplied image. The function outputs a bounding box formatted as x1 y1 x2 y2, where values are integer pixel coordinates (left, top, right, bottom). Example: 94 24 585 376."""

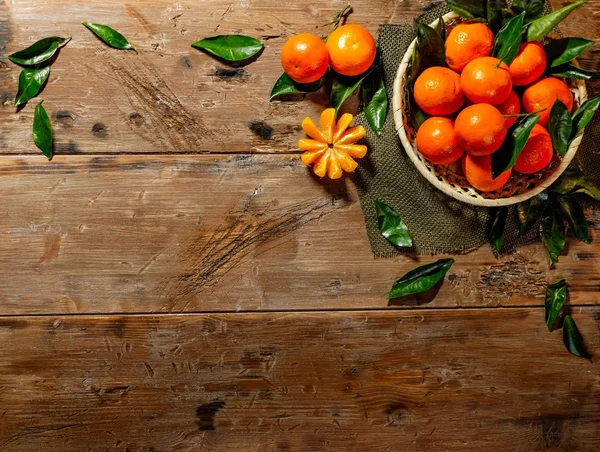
508 41 547 86
455 103 507 156
326 24 377 76
445 22 494 73
416 117 464 165
462 154 512 192
461 56 513 105
414 66 465 116
522 77 573 126
514 124 553 174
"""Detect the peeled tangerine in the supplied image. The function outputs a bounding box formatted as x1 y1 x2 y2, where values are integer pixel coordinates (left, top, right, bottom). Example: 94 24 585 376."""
299 108 367 179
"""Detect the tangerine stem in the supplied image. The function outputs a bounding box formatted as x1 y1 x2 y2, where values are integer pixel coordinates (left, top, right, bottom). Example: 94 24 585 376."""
318 4 352 30
503 108 547 118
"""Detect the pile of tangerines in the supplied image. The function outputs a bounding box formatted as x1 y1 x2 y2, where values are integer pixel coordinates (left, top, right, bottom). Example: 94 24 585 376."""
414 21 573 192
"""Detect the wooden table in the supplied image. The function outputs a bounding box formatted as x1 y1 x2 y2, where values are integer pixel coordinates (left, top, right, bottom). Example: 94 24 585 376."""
1 1 599 450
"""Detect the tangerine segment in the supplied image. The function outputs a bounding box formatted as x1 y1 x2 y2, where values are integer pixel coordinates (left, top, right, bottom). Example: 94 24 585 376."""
414 66 465 116
462 154 512 192
281 33 329 84
326 24 377 76
301 147 327 165
332 147 359 172
455 103 507 156
298 139 328 152
336 126 366 145
445 22 494 73
461 57 513 105
522 77 573 126
514 124 553 174
335 144 368 158
302 117 329 142
416 117 464 165
508 41 546 86
333 113 354 143
498 90 521 129
320 108 336 143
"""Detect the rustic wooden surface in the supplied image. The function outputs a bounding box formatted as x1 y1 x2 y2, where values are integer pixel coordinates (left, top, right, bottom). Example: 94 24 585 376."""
1 0 600 450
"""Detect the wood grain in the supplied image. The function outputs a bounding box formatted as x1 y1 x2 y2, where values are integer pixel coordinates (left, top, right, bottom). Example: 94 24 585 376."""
0 0 598 155
1 154 600 315
0 309 598 451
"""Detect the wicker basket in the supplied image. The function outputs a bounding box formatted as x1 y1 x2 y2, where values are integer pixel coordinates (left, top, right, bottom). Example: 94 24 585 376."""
393 12 587 207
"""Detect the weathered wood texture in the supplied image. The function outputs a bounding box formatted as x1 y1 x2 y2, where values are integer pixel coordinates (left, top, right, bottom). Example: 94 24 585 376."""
1 309 599 451
2 155 600 314
1 0 599 155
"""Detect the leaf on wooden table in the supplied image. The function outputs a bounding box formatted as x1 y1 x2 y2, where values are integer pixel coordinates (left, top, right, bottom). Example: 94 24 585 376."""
361 70 388 135
14 66 50 107
388 258 454 299
191 35 264 62
526 0 586 42
544 38 594 68
511 0 545 19
373 200 412 247
517 191 548 235
570 95 600 143
548 99 572 157
557 195 590 243
32 101 53 160
492 12 525 66
491 114 539 179
544 279 567 331
82 22 136 50
331 72 369 114
269 73 325 101
539 206 565 265
563 315 589 358
8 36 70 66
488 206 508 253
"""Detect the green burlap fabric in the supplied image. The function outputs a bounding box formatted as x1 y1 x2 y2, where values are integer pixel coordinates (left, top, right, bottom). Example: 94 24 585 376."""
354 3 599 257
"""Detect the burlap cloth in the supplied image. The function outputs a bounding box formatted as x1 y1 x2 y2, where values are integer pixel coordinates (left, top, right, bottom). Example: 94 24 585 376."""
354 3 600 257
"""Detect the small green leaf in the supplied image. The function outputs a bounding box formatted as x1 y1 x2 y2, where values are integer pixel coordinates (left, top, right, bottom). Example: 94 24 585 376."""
410 38 422 84
549 63 596 80
32 101 53 160
492 114 540 179
434 16 446 42
517 191 549 235
488 206 508 253
570 95 600 142
331 72 368 114
563 315 589 358
557 195 590 243
269 73 325 101
14 66 50 107
416 22 446 69
551 171 600 200
8 36 69 66
412 104 427 130
361 70 388 135
526 0 586 42
545 279 567 331
544 38 594 68
492 12 525 65
548 99 572 157
82 22 135 50
487 0 504 33
445 0 486 19
540 206 565 265
191 35 264 62
511 0 545 19
373 200 413 247
388 258 454 299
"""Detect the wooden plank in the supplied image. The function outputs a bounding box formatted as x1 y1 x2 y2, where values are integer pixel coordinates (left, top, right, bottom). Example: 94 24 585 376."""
1 154 600 314
0 309 598 451
1 0 599 155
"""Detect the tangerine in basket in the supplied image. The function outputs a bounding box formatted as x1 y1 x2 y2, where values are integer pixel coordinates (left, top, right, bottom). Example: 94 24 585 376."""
444 22 494 73
414 66 464 116
462 154 512 192
508 41 546 86
498 90 521 128
416 117 464 165
514 124 553 174
460 56 513 105
523 77 573 126
455 103 507 156
326 24 377 76
280 33 329 84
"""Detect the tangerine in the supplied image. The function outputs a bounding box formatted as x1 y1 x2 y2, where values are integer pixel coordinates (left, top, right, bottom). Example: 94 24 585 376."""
445 22 494 73
497 90 521 128
460 56 513 105
416 117 464 165
414 66 465 116
462 154 512 192
508 41 546 86
455 103 507 156
280 33 329 84
514 124 553 174
326 24 377 76
522 77 573 126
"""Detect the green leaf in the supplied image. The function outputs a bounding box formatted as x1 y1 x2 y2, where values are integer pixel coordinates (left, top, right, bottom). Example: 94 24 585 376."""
563 315 589 358
544 38 594 68
549 63 596 80
488 206 508 253
492 12 525 66
361 70 388 135
517 191 549 235
388 258 454 299
570 95 600 142
511 0 545 19
8 36 69 66
434 16 446 42
373 200 413 247
412 104 427 130
331 72 368 114
416 22 445 68
410 38 422 84
487 0 504 33
14 66 50 107
545 279 567 331
550 171 600 200
540 206 565 265
445 0 486 19
548 99 573 157
269 73 325 101
526 0 586 42
191 35 264 62
491 114 540 179
32 101 53 160
82 22 136 50
557 195 590 243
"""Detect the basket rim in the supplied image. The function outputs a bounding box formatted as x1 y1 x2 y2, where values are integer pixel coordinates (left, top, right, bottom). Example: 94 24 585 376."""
392 11 587 207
